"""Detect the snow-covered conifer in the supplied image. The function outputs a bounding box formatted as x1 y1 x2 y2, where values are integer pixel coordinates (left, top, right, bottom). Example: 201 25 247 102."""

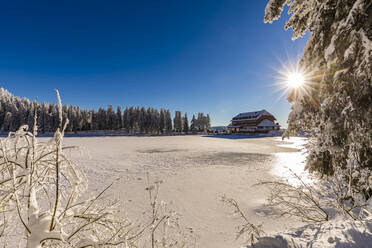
159 109 166 133
190 114 196 132
166 110 173 133
206 114 211 131
265 0 372 203
173 111 183 132
183 113 189 133
116 106 122 130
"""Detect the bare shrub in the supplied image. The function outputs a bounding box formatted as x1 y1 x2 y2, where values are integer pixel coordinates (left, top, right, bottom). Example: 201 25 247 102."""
139 173 196 248
257 168 372 223
256 171 329 223
221 195 264 247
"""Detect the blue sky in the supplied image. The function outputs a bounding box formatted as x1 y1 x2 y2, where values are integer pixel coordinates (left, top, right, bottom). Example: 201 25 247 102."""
0 0 308 127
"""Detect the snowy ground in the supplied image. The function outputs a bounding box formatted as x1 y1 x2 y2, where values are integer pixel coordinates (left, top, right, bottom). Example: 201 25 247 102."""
54 135 305 248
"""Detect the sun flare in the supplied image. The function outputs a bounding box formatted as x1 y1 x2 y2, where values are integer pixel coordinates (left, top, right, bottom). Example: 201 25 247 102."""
287 72 305 88
270 59 315 103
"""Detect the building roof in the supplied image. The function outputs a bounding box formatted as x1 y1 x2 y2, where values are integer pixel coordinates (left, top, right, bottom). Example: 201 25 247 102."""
232 109 275 120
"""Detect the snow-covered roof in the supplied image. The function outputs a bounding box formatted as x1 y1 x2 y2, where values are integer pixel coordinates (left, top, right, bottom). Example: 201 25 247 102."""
233 109 274 120
257 119 276 127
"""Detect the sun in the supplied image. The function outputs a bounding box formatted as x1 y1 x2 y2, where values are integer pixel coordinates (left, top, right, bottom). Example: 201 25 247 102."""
287 72 305 88
270 59 314 103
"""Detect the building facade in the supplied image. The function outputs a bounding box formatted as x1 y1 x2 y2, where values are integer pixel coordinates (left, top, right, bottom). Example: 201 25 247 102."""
227 109 280 133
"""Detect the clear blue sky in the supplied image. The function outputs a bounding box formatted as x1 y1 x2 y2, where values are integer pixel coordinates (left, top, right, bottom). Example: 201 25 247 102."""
0 0 308 127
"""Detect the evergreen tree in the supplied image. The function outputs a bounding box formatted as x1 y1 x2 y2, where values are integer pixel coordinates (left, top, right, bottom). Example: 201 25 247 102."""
123 107 130 132
132 107 140 133
97 108 106 130
183 113 189 133
139 107 146 133
190 114 196 132
75 107 83 131
166 110 172 133
159 109 166 133
107 105 116 130
206 114 211 131
116 106 122 130
265 0 372 202
173 111 182 132
150 108 160 134
197 113 205 132
128 107 136 133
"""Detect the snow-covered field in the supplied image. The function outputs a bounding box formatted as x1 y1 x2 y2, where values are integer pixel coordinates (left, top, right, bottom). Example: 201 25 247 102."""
54 135 304 248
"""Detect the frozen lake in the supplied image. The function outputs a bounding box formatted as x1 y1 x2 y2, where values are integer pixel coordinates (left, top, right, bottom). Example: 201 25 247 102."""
58 135 307 248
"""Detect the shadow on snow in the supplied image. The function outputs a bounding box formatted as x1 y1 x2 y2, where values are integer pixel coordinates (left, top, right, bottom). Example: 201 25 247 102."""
202 134 279 140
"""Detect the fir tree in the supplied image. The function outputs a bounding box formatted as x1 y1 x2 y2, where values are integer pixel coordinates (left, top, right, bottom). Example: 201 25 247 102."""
206 114 211 131
123 107 130 132
173 111 182 133
139 107 146 133
116 106 122 130
159 109 166 133
265 0 372 202
107 105 116 130
190 114 196 132
166 110 173 133
183 113 189 133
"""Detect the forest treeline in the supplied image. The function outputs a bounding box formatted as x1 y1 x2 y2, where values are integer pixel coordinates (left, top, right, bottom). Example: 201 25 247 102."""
0 88 211 133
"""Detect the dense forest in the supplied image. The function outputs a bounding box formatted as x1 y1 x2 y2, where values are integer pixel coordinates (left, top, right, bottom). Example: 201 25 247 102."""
0 88 211 134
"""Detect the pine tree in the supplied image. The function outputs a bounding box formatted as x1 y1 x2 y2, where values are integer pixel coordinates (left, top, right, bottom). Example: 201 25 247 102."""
139 107 146 133
91 110 98 130
183 113 189 133
190 114 196 132
151 108 160 134
123 107 130 132
116 106 122 130
75 107 83 132
197 113 206 132
107 105 116 130
173 111 182 133
206 114 211 131
166 110 173 133
132 107 140 133
97 108 106 130
265 0 372 202
159 109 166 133
128 107 136 133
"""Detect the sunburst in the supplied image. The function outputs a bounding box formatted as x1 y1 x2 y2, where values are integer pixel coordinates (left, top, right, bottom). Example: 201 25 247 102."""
287 72 305 88
269 58 315 103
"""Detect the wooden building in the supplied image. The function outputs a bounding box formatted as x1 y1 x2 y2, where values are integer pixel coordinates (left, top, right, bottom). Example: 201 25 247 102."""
227 109 280 133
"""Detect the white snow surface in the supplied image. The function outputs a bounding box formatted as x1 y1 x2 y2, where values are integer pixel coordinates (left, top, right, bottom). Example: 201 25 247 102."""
249 216 372 248
46 135 371 248
58 135 303 248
